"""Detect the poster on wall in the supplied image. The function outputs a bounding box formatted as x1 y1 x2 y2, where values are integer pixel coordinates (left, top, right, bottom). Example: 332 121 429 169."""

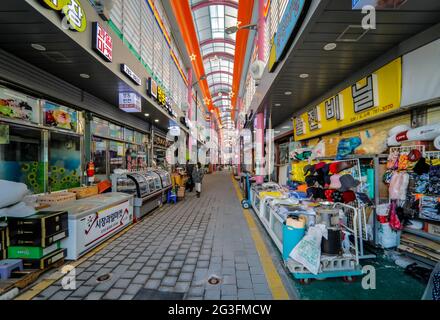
43 101 78 131
293 58 402 140
49 134 81 191
0 87 40 123
78 200 133 256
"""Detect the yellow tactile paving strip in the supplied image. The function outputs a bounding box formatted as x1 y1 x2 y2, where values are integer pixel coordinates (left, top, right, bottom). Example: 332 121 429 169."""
231 176 290 300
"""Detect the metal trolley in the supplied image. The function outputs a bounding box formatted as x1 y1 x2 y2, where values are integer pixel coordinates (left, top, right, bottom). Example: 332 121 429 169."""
285 203 365 284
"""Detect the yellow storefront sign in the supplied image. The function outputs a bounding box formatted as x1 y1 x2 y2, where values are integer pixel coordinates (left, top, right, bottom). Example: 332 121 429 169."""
293 58 402 141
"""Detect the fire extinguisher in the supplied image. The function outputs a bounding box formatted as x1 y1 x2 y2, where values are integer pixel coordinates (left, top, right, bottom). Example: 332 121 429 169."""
86 160 95 182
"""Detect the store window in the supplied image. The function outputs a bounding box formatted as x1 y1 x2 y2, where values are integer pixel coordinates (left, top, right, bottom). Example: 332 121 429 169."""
109 140 124 173
92 136 107 181
0 86 40 124
48 132 81 192
109 123 123 140
91 117 109 136
0 124 45 193
124 127 134 143
125 143 137 171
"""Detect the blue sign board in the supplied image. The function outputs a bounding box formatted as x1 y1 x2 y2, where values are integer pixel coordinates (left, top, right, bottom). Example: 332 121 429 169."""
274 0 307 61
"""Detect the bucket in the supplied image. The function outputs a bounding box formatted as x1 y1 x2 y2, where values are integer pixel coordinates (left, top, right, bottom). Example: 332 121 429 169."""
321 228 342 255
282 224 305 260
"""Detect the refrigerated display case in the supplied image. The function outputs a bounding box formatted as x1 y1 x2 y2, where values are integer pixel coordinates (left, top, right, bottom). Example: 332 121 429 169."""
153 169 172 188
110 169 172 220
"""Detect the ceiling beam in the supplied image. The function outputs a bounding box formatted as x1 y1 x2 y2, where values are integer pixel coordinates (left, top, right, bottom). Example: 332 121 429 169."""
206 70 234 78
170 0 219 123
200 38 236 47
231 0 254 120
192 0 239 11
203 52 235 61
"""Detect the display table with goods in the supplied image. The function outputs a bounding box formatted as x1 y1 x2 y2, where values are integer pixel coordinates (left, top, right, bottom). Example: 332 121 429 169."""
379 146 440 268
247 160 375 283
43 192 133 260
0 181 71 297
111 168 172 220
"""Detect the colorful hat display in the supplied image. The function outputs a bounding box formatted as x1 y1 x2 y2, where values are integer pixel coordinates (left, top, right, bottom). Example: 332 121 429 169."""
342 190 357 203
339 174 360 192
330 161 355 174
329 174 342 189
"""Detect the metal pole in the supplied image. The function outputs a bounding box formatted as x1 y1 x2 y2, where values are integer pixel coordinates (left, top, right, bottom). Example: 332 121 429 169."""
196 90 198 164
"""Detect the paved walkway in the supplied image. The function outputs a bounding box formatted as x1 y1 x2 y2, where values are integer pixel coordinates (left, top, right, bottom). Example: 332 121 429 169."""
31 171 291 300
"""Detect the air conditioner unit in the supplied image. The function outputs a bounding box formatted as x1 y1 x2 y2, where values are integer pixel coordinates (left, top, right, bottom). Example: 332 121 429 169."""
250 60 265 81
94 0 114 21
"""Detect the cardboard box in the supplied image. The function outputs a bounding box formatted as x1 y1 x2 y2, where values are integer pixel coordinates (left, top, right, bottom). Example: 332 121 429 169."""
22 248 66 270
8 211 68 248
177 187 185 198
8 241 61 259
427 223 440 237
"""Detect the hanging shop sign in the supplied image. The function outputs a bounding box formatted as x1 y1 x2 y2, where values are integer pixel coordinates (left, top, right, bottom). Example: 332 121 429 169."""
154 135 173 148
0 86 40 123
92 22 112 62
157 86 166 106
40 0 66 10
38 0 87 32
121 64 142 86
293 57 402 140
119 92 142 113
268 0 309 72
401 39 440 108
79 200 132 254
43 101 78 131
168 125 180 137
147 78 158 99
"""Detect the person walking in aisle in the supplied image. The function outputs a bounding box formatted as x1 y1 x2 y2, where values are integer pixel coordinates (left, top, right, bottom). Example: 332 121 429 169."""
185 161 195 192
192 162 205 198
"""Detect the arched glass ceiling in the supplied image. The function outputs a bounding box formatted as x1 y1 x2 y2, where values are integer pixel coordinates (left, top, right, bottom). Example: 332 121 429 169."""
191 0 238 130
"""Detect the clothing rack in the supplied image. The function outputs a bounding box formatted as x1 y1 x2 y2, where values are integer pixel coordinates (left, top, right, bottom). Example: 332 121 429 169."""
325 159 375 259
424 151 440 159
389 145 426 155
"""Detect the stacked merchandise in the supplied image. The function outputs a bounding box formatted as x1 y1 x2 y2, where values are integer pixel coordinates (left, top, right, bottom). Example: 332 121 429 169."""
250 163 372 281
302 160 372 208
383 147 440 265
7 211 68 269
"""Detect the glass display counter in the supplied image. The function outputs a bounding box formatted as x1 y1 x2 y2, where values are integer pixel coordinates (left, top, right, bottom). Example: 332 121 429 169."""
110 169 172 220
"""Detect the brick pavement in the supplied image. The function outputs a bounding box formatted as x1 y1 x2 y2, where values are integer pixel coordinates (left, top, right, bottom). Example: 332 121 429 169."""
33 172 279 300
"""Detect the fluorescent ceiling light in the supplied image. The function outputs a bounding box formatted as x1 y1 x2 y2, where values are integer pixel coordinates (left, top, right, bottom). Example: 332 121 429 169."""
284 91 292 96
323 43 337 51
31 43 46 51
299 73 309 78
80 73 90 79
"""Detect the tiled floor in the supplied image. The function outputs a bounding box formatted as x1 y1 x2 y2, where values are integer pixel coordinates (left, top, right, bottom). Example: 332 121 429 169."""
33 171 289 300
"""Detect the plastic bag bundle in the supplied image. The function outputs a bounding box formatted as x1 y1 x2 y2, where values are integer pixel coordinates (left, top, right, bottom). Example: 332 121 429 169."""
0 180 29 209
290 224 327 275
336 137 362 160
